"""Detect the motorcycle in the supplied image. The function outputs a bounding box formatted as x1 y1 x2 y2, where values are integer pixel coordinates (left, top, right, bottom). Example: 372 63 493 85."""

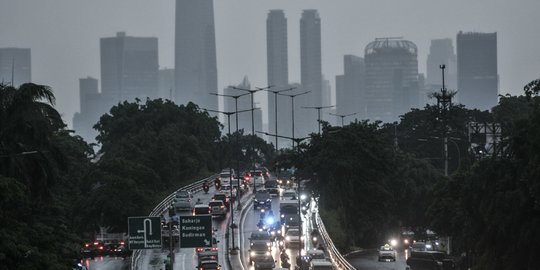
202 183 209 194
280 251 290 269
214 180 221 190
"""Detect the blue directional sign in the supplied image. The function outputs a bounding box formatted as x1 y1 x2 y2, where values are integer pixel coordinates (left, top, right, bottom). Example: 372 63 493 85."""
128 216 162 249
179 215 213 248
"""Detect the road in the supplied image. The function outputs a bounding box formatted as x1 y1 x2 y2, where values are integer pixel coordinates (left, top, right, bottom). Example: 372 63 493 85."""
83 256 127 270
347 249 410 270
239 180 314 270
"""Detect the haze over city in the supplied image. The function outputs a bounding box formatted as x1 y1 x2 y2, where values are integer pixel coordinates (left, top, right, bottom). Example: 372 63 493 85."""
1 0 539 128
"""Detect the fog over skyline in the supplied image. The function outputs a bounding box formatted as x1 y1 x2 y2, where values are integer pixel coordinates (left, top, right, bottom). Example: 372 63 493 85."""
1 0 539 127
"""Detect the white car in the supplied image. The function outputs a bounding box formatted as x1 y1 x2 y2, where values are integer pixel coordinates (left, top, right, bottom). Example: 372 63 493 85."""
208 200 227 218
281 189 297 200
378 244 397 261
173 190 193 211
285 228 302 248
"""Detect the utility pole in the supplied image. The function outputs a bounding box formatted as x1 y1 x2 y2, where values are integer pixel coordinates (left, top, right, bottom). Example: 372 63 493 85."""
328 112 358 127
435 64 453 177
204 108 253 253
302 105 335 134
278 91 310 150
265 87 295 151
211 92 250 209
231 86 272 193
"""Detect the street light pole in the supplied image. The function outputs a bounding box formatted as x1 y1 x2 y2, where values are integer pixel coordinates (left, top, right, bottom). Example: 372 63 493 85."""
302 105 335 134
278 91 310 150
328 112 358 127
211 92 250 209
204 108 253 253
434 65 453 177
232 86 272 193
265 87 295 151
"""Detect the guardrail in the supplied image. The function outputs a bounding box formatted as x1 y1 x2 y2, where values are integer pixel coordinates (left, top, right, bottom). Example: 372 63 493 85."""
130 174 218 269
314 211 356 270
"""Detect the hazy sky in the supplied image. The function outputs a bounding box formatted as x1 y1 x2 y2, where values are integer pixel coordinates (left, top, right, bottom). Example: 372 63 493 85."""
1 0 539 127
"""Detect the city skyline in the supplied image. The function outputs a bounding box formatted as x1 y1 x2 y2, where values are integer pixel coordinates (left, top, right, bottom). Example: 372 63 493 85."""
1 0 539 127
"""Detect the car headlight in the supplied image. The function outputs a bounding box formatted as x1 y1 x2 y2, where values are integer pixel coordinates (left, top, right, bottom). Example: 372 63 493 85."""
250 251 256 256
404 239 409 244
390 239 398 247
300 194 307 201
285 236 291 241
437 261 443 266
265 251 270 256
267 242 271 247
281 214 284 218
312 236 317 241
271 231 275 235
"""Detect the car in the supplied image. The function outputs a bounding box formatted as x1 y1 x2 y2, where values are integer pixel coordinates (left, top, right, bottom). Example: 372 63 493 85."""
310 259 334 270
406 251 455 270
410 241 428 252
281 189 297 200
306 249 326 261
196 247 219 265
173 190 193 211
253 189 272 210
249 242 272 264
378 244 397 261
253 254 275 270
285 228 302 248
264 180 279 196
192 203 211 216
219 170 234 185
197 259 221 270
250 231 272 246
208 200 227 218
251 170 265 187
283 215 300 232
213 193 230 208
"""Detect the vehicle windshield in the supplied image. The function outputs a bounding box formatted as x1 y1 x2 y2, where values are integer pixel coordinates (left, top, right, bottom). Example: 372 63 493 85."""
251 171 262 176
214 194 226 200
176 191 189 198
287 230 300 236
209 201 223 207
255 193 270 200
251 232 270 240
220 173 230 179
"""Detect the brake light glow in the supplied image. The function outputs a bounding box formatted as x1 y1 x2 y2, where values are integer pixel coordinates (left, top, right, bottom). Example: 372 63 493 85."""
212 247 218 251
196 248 204 252
220 205 224 209
84 243 89 248
93 242 99 246
120 241 124 245
99 246 104 250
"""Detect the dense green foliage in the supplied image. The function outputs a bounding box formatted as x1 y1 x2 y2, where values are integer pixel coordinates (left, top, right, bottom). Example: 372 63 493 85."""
290 79 540 269
0 87 273 268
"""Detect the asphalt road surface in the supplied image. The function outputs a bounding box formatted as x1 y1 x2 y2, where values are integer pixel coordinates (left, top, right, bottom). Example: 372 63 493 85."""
84 256 127 270
347 249 409 270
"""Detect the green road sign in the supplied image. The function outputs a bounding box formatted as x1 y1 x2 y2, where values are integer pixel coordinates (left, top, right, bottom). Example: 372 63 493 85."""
128 216 162 249
179 215 213 248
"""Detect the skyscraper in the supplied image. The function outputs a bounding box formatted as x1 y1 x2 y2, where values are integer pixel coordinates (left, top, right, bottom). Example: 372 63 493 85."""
457 31 498 110
426 38 457 90
364 38 420 122
266 9 291 148
0 48 31 87
336 55 364 123
73 77 101 143
175 0 218 111
100 32 159 108
267 10 288 88
300 9 322 135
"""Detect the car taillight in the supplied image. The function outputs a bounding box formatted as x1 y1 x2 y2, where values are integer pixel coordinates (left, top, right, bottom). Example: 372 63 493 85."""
120 241 124 245
220 205 224 209
85 243 90 247
196 248 203 252
99 246 104 250
93 242 99 246
212 247 218 251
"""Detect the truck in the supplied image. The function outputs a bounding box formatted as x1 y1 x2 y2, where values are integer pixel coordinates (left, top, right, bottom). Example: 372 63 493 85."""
279 199 299 225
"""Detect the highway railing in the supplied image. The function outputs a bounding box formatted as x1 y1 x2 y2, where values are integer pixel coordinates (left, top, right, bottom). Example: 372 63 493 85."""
130 174 218 270
314 210 356 270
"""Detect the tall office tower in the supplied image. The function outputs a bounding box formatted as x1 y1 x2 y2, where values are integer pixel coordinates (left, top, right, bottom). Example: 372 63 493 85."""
100 32 159 109
158 68 175 100
73 77 101 143
266 10 291 147
426 38 457 92
336 55 365 123
457 31 498 110
0 48 31 87
300 9 322 135
364 38 420 123
175 0 218 110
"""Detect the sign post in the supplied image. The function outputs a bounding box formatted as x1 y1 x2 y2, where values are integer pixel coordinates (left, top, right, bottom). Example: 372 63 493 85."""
179 215 213 248
128 216 162 250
